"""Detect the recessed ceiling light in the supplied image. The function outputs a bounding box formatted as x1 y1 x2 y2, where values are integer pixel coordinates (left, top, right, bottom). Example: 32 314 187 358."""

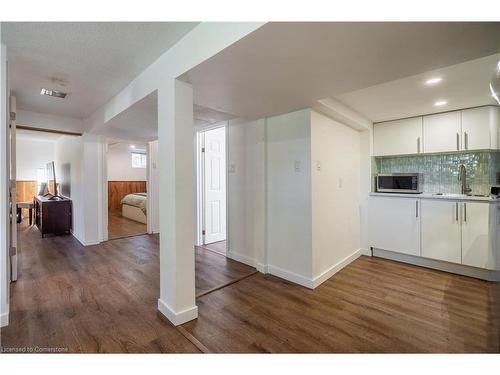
40 88 67 99
130 145 136 149
425 77 442 85
434 100 448 107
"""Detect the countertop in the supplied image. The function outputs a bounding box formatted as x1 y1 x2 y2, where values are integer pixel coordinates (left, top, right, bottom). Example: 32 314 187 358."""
370 192 499 202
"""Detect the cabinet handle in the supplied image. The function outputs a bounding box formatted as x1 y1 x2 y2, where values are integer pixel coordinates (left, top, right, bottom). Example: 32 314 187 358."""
465 132 468 150
415 200 419 217
417 137 421 153
455 202 459 221
456 133 460 151
464 203 467 222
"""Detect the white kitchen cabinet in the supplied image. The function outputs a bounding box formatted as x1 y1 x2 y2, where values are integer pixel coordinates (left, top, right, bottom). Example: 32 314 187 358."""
423 111 461 153
461 202 496 269
421 199 461 263
461 106 500 150
373 117 422 156
368 196 420 256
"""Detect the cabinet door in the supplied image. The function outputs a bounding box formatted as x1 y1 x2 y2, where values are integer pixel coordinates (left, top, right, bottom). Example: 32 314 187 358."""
423 111 461 153
368 196 420 256
461 106 498 150
461 202 495 269
421 199 461 263
373 117 422 156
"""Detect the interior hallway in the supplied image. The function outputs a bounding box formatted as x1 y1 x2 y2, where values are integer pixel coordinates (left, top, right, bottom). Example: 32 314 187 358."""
1 224 498 353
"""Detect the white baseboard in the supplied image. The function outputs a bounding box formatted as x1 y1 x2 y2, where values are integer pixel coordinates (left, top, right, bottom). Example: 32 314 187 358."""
157 299 198 326
0 311 8 327
312 248 363 288
71 231 100 247
256 262 268 273
267 264 314 289
226 251 257 268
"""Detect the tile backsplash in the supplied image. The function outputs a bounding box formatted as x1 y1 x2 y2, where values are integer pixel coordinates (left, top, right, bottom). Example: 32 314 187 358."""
374 151 500 195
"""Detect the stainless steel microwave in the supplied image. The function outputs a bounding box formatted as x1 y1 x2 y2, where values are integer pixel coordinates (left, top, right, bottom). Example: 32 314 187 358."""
376 173 423 194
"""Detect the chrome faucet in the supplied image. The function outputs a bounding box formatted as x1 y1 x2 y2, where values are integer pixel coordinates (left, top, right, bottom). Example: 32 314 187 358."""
458 164 472 194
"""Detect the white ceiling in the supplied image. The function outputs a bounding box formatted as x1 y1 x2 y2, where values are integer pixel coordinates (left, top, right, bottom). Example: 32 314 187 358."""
97 91 158 142
336 53 500 122
1 22 197 119
182 22 500 121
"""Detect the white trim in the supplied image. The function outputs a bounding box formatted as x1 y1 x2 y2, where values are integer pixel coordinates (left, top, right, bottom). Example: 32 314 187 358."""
312 248 363 288
71 231 100 247
267 264 314 289
157 298 198 326
256 262 268 274
0 311 8 327
226 250 257 268
373 248 500 282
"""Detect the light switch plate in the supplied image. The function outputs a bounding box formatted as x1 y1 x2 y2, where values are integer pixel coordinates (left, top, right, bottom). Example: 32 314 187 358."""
294 160 301 172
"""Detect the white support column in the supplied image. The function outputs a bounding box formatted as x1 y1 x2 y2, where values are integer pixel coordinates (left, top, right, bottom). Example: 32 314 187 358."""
157 79 197 325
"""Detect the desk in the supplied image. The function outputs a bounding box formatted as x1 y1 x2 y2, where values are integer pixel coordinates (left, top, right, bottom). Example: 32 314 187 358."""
17 201 34 225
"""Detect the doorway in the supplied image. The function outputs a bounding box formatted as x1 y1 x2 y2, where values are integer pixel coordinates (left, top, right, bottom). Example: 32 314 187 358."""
197 125 227 256
106 141 148 240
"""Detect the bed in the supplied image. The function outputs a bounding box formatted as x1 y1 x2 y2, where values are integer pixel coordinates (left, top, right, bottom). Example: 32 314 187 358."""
120 193 147 224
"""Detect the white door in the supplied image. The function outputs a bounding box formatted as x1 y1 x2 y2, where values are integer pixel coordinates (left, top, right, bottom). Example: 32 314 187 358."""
373 117 423 156
421 199 461 264
9 95 17 281
203 127 226 244
461 107 495 151
368 196 421 256
461 202 495 269
423 111 461 153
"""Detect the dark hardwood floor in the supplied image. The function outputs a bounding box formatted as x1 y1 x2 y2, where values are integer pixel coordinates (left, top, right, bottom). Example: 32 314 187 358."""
201 240 226 256
1 223 498 353
108 209 147 240
185 257 500 353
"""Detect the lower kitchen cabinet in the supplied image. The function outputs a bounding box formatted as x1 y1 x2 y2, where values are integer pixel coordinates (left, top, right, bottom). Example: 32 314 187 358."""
421 199 461 263
368 196 420 256
461 202 495 269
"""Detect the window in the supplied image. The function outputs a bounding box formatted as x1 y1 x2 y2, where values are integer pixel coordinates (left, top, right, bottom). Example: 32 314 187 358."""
131 152 147 168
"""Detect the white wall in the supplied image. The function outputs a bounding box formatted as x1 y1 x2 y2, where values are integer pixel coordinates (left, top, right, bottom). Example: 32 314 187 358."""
107 142 147 181
148 140 159 233
16 138 55 180
266 109 313 281
226 118 266 267
55 134 104 246
310 110 362 284
0 38 10 327
17 109 84 134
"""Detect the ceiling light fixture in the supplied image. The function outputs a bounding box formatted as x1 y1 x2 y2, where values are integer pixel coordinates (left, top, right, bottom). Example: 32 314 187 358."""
130 145 136 149
40 88 67 99
425 77 442 85
434 100 448 107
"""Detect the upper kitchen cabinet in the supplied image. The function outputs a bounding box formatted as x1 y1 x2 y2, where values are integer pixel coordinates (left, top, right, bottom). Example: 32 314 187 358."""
461 106 500 151
423 111 461 153
373 117 422 156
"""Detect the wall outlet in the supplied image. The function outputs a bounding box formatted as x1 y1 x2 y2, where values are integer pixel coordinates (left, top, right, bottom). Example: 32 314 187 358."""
228 164 236 173
316 160 321 171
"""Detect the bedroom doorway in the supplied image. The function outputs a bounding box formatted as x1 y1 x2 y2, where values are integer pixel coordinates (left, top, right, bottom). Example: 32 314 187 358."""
106 141 148 240
196 125 227 256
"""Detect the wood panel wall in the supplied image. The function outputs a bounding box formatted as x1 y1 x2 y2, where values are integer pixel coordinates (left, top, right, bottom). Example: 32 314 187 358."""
108 181 147 211
16 180 38 215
